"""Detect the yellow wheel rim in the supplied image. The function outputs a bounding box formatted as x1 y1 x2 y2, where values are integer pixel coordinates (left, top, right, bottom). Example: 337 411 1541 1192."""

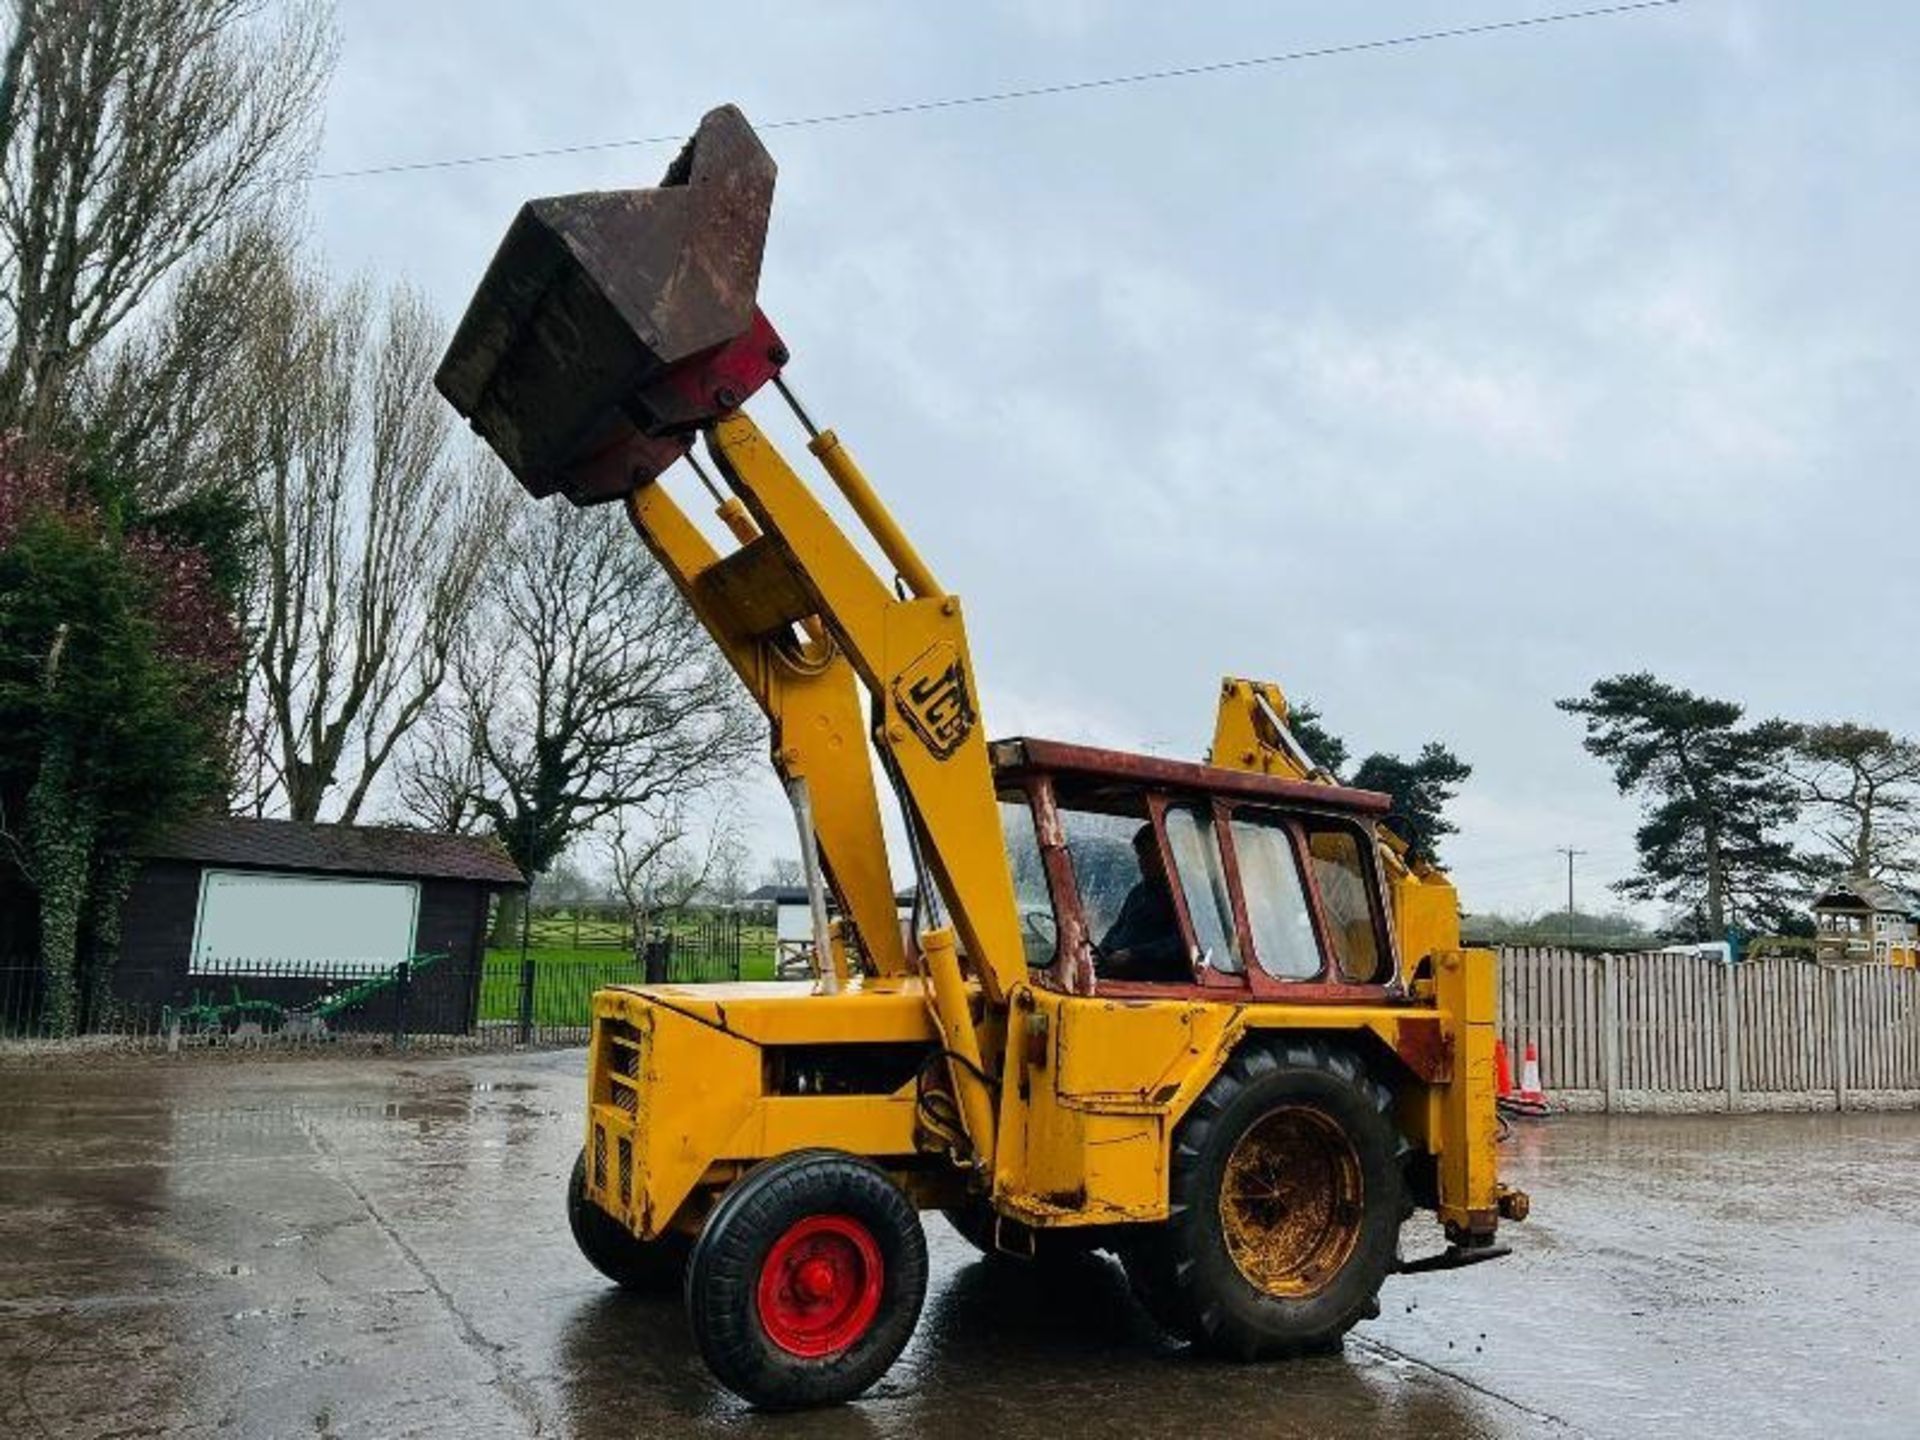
1218 1104 1365 1298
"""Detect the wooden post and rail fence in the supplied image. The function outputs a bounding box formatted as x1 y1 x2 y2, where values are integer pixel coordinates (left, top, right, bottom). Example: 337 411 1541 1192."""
1495 947 1920 1112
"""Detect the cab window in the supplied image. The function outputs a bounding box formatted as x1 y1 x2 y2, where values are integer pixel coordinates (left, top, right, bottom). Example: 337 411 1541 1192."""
1164 807 1238 974
1305 823 1388 983
1058 806 1145 951
1229 817 1319 980
1053 791 1189 984
998 796 1056 968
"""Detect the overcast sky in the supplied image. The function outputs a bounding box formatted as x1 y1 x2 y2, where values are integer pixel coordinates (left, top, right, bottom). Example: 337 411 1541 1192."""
306 1 1918 919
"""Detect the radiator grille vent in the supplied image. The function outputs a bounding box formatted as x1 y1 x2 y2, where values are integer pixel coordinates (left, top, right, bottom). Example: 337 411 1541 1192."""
601 1019 644 1115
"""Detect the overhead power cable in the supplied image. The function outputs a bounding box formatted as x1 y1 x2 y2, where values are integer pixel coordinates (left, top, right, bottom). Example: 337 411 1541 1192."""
314 2 1682 182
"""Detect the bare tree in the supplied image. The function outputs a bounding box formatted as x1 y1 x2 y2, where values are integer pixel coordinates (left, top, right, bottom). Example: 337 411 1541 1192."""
759 857 804 889
239 249 510 821
64 219 279 510
705 828 751 909
406 497 759 937
531 853 602 911
606 804 743 961
0 0 334 435
0 4 37 163
1785 722 1920 883
393 696 491 835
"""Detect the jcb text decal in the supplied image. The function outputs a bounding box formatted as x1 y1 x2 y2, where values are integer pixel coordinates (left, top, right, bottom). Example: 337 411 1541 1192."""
895 643 976 760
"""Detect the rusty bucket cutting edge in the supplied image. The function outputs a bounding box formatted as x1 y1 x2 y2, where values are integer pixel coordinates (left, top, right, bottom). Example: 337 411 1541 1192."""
435 103 779 506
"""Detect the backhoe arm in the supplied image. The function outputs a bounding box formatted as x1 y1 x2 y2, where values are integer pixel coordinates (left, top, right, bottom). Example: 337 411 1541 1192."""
1210 677 1334 782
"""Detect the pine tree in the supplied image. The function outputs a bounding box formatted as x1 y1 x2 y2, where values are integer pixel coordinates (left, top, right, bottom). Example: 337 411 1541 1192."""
1558 673 1806 937
1283 701 1470 866
1350 744 1473 867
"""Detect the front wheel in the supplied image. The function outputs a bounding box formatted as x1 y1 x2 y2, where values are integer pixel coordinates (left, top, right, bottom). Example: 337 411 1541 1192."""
686 1150 928 1410
566 1148 689 1292
1121 1040 1406 1359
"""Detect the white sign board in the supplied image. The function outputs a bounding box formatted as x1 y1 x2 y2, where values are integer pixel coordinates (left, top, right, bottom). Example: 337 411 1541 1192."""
191 870 420 975
775 899 816 947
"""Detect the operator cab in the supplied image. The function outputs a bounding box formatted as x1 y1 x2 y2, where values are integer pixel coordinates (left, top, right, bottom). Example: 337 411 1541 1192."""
991 737 1400 999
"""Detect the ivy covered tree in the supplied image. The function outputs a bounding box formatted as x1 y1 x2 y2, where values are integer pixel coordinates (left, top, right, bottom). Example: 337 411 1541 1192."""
1558 673 1806 939
0 438 240 1032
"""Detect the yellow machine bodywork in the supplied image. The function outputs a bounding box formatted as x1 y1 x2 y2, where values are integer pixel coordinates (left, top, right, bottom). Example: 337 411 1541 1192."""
584 948 1502 1247
580 415 1509 1253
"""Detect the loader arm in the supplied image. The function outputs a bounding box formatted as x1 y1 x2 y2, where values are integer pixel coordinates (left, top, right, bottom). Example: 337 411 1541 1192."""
436 104 1025 1168
697 414 1028 1007
622 477 906 976
692 412 1024 1162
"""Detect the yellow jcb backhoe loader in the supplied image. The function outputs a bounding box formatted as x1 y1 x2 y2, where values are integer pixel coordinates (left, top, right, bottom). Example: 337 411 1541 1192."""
437 105 1527 1411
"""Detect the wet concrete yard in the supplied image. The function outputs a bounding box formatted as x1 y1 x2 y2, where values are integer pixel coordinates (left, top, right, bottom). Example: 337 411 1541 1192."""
1 1050 1914 1439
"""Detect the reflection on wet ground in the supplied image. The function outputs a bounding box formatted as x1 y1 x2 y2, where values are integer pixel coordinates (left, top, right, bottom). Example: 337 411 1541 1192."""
1 1051 1914 1437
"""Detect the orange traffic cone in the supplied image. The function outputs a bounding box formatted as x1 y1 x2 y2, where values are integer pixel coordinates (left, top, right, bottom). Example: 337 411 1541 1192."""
1519 1042 1546 1105
1494 1039 1515 1100
1498 1039 1550 1118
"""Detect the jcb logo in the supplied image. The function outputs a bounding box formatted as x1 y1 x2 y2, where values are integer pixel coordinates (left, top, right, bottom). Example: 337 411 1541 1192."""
895 643 975 760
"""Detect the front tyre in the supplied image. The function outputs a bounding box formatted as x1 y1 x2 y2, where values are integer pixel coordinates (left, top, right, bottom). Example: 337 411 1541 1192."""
686 1149 928 1410
566 1148 690 1292
1121 1041 1405 1359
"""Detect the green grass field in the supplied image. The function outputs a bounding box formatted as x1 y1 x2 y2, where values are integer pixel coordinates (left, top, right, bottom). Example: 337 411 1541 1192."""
478 934 781 1026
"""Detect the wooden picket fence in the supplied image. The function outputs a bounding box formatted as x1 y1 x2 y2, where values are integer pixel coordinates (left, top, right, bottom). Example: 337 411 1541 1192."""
1496 948 1920 1112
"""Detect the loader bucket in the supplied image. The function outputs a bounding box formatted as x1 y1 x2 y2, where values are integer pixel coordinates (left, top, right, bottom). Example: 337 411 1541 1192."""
436 104 784 505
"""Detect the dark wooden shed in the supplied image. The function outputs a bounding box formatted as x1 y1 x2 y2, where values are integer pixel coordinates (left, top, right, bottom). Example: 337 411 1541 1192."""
118 817 524 1035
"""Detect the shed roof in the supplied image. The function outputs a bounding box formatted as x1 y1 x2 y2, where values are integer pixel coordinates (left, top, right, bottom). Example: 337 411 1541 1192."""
744 883 917 907
745 883 809 904
1811 875 1920 917
139 815 525 886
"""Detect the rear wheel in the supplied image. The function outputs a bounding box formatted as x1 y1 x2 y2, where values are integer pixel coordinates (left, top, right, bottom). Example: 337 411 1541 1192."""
686 1150 928 1409
566 1148 690 1292
1121 1041 1405 1358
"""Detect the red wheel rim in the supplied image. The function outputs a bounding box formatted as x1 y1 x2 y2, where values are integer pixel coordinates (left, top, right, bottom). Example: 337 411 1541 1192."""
755 1214 885 1359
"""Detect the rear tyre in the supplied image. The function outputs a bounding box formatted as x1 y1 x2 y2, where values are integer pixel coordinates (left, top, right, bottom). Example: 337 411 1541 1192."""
1121 1041 1405 1359
686 1149 928 1410
567 1148 690 1292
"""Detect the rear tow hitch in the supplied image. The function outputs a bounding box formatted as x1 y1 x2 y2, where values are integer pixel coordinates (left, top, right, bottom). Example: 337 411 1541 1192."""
1395 1243 1512 1276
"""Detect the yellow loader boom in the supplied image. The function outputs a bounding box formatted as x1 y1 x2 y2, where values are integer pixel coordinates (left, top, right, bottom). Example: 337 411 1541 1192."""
438 105 1525 1412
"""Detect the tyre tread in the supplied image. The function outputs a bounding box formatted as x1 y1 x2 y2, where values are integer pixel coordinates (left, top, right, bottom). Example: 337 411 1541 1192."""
686 1149 927 1410
1121 1038 1406 1359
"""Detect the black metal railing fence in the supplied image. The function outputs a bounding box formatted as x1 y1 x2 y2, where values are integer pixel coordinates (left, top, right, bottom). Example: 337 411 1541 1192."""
1 911 746 1052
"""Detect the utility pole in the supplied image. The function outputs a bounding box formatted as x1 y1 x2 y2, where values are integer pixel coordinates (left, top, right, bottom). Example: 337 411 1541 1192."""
1558 847 1586 950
